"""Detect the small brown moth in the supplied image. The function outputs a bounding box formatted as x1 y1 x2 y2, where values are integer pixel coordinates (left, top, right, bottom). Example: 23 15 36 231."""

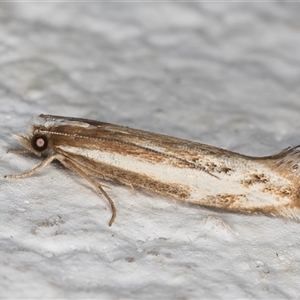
5 114 300 225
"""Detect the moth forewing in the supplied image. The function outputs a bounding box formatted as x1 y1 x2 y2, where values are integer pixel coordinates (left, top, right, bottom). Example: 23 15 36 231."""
5 114 300 225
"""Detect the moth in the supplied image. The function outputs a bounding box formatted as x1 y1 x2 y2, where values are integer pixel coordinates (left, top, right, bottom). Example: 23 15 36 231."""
5 114 300 225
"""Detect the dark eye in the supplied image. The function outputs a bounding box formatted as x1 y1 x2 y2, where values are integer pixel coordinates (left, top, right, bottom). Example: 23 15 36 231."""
31 134 48 152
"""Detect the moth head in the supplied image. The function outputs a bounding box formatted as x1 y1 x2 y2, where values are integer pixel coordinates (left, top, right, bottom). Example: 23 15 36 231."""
12 131 50 157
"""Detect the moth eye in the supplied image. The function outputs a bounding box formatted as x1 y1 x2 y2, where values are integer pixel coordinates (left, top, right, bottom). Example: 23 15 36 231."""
31 134 48 152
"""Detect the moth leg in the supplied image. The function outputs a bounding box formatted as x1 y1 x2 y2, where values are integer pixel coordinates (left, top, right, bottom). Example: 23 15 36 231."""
171 198 178 208
7 149 32 155
5 154 61 179
60 157 117 227
129 183 137 196
64 163 112 190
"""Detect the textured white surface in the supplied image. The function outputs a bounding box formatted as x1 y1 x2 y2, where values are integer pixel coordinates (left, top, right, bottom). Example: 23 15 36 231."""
1 3 300 299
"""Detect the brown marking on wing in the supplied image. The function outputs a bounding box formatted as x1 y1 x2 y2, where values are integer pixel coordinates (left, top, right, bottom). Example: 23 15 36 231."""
36 125 215 175
37 122 249 163
262 185 300 207
241 173 269 186
220 167 233 174
58 151 191 201
204 161 233 175
200 193 297 217
201 193 246 209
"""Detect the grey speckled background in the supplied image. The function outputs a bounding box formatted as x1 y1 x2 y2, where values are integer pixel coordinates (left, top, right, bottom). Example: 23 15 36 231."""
1 2 300 299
